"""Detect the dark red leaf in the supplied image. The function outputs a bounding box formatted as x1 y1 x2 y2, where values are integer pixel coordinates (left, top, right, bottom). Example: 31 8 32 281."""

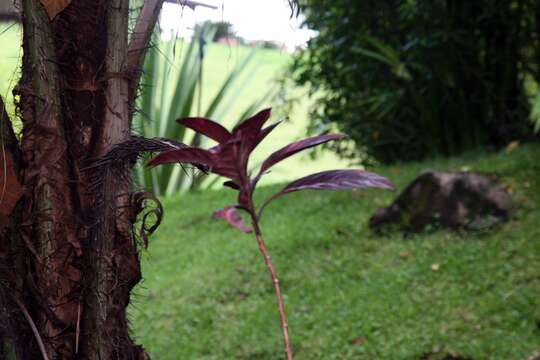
213 206 252 233
178 117 232 144
258 169 394 215
213 166 240 180
147 147 215 167
246 122 283 188
259 134 346 175
232 108 272 137
280 169 394 194
232 109 273 170
208 139 242 180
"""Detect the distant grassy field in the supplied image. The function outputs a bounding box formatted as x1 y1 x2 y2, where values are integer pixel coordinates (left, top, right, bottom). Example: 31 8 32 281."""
130 143 540 359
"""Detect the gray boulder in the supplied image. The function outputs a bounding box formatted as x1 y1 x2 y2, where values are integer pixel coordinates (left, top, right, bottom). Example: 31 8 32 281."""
369 171 512 231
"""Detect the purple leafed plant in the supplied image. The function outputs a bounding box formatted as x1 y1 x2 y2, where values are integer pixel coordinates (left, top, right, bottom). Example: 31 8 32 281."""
148 108 394 360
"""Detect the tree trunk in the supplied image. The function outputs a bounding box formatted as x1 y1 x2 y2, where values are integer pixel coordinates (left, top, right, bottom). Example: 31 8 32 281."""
0 0 163 359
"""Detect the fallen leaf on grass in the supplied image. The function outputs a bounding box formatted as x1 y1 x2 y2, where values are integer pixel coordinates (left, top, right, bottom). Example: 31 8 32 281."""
399 250 411 258
350 337 365 346
505 140 519 153
461 312 475 322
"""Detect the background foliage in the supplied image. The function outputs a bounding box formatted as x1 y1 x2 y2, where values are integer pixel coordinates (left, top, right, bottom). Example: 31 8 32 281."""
292 0 540 163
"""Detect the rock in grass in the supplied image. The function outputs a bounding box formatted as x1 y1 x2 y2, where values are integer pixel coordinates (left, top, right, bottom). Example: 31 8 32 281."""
369 171 512 232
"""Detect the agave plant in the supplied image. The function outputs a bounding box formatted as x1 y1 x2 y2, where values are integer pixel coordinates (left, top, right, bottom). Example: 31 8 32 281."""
148 108 394 359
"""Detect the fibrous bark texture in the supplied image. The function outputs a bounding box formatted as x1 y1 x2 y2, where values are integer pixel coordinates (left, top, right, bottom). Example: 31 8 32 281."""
0 0 164 359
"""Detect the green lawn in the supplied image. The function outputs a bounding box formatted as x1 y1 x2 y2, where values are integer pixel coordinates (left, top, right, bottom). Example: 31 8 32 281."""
130 143 540 359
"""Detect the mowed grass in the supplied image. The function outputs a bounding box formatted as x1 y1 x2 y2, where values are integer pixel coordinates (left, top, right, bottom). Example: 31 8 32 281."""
130 143 540 359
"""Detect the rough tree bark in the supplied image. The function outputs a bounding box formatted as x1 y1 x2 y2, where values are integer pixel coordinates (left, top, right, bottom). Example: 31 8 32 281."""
0 0 164 359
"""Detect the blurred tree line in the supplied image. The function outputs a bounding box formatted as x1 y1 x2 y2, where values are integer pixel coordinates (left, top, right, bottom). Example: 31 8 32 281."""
292 0 540 163
194 20 280 48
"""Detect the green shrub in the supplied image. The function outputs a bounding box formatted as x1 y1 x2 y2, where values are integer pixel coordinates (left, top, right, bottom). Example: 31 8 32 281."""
292 0 540 163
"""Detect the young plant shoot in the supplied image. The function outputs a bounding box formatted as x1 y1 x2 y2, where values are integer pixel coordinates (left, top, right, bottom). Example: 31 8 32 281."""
148 109 394 360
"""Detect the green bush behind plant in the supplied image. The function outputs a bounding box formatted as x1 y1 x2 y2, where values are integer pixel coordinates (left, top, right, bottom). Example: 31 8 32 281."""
292 0 540 163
